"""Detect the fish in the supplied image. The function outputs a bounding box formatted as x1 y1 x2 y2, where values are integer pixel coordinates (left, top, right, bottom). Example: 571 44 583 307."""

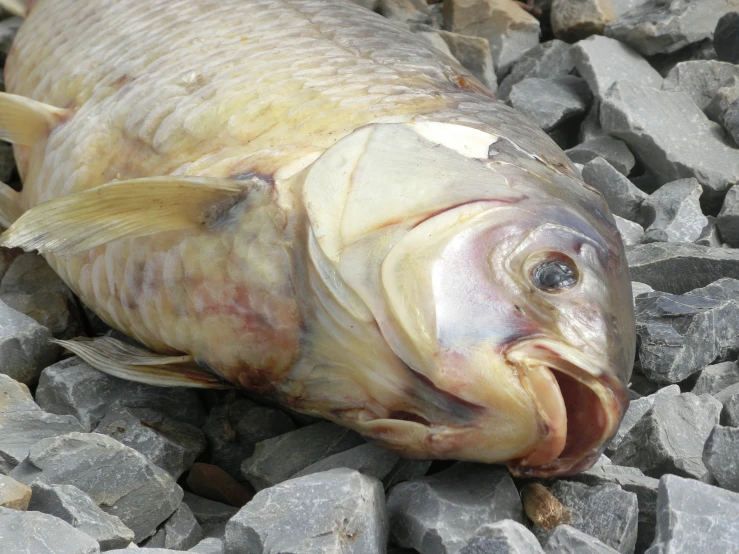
0 0 635 477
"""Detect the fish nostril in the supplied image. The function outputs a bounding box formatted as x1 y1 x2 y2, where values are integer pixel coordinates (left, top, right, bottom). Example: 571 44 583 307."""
388 410 432 426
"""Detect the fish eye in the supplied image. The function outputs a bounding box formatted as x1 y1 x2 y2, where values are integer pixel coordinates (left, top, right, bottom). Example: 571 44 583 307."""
532 257 578 292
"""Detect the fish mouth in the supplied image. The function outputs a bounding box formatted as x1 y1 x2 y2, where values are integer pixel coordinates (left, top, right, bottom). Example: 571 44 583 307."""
504 338 629 478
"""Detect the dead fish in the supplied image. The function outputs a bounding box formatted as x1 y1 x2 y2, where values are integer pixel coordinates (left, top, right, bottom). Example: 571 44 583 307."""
0 0 634 477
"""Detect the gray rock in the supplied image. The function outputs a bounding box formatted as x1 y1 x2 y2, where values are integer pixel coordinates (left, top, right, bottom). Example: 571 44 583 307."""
0 289 82 340
0 253 69 295
182 491 238 530
663 60 739 111
601 81 739 202
293 442 400 480
201 397 294 481
717 184 739 247
614 216 643 246
579 100 606 143
565 137 635 176
106 381 207 428
460 520 544 554
0 299 59 385
715 382 739 426
241 422 365 491
530 481 637 554
703 425 739 492
0 473 31 510
625 243 739 295
695 215 723 247
0 371 36 409
609 0 649 17
646 474 739 553
497 40 574 101
640 178 708 243
189 537 224 554
544 525 620 553
606 385 680 454
705 75 739 122
721 96 739 146
550 0 615 43
436 30 497 92
571 35 662 100
9 432 183 542
387 462 523 554
95 406 206 480
581 157 647 221
378 0 429 23
714 11 739 65
630 282 653 303
382 459 433 489
28 482 135 551
225 468 387 554
508 76 591 132
605 0 739 56
611 392 722 482
692 361 739 395
0 505 101 554
144 503 203 551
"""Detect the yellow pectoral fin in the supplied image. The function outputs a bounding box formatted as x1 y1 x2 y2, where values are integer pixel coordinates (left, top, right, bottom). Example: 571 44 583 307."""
53 336 232 389
0 0 26 17
0 181 21 228
0 93 71 145
0 176 245 255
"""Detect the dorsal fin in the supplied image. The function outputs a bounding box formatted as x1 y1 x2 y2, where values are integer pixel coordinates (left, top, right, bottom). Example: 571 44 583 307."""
0 93 71 145
0 181 21 228
0 0 27 17
0 176 244 255
53 336 232 388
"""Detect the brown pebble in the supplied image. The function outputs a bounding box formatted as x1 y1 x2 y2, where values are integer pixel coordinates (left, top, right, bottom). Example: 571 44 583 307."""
186 462 254 507
521 482 572 530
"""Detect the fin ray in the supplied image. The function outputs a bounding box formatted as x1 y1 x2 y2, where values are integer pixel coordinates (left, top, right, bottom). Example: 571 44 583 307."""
0 93 70 145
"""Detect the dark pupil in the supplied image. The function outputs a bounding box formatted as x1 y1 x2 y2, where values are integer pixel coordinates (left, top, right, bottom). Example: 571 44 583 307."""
535 261 577 290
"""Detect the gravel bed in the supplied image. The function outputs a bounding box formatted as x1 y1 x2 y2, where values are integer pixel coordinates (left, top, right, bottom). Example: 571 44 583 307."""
1 1 739 553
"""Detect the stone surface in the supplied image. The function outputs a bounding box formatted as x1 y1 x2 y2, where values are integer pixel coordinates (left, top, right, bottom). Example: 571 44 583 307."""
508 76 591 131
579 101 606 143
240 422 365 491
0 299 59 385
601 81 739 202
387 463 523 554
550 0 614 42
186 463 254 507
604 0 739 56
0 289 82 340
571 35 662 101
225 468 387 554
436 30 497 92
293 442 401 481
0 473 30 510
611 393 722 482
182 491 238 539
144 503 203 551
721 96 739 146
717 183 739 247
692 361 739 395
28 482 135 551
0 505 101 554
9 432 183 542
695 215 723 247
442 0 541 75
565 136 635 176
544 525 620 553
625 243 739 295
640 178 708 243
705 75 739 122
714 11 739 65
530 481 637 554
646 475 739 553
497 39 574 101
715 382 739 426
662 60 739 111
702 425 739 492
190 538 224 554
581 157 646 221
631 281 653 302
460 520 544 554
614 216 643 246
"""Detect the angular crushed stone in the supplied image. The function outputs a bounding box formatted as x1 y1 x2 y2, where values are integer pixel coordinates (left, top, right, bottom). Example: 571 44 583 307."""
639 178 708 244
565 136 635 176
144 502 203 551
544 525 620 553
702 425 739 492
0 473 31 510
662 60 739 111
459 519 544 553
692 361 739 395
0 505 101 554
581 156 646 221
497 39 574 101
508 76 591 132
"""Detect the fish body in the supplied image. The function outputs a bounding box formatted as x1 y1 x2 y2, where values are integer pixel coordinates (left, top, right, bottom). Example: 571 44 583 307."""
0 0 635 476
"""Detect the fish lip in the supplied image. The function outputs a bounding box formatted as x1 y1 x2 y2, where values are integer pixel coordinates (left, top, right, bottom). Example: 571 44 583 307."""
503 338 629 478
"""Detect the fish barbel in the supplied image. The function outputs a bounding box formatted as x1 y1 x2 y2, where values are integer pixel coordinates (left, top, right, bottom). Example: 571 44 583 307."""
0 0 635 477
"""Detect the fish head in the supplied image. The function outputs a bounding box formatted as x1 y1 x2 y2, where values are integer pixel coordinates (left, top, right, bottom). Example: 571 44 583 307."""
301 121 634 477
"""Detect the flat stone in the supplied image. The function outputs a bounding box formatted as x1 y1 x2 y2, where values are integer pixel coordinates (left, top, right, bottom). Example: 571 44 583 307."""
508 76 591 131
550 0 615 42
571 35 662 101
442 0 541 75
0 299 59 385
692 361 739 395
581 157 647 221
387 462 523 554
614 216 643 246
293 442 401 480
28 482 135 551
645 474 739 553
240 422 365 491
565 136 635 176
703 425 739 492
600 81 739 202
143 503 203 551
605 0 739 56
640 178 708 243
705 76 739 122
0 473 31 510
611 392 722 482
530 481 638 554
497 40 574 101
460 520 544 554
662 60 739 112
189 537 224 554
9 432 183 542
714 11 739 64
0 505 101 554
436 30 497 92
544 525 620 553
224 468 387 554
715 382 739 426
625 243 739 295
